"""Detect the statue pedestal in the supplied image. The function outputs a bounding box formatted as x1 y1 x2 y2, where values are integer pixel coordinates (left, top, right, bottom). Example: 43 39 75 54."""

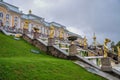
48 38 55 46
84 45 88 50
23 29 28 35
101 57 112 71
69 44 77 56
118 56 120 63
33 32 39 39
59 38 64 41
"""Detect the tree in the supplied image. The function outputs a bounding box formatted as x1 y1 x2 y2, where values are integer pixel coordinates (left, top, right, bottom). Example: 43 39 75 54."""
116 41 120 47
114 41 120 53
111 41 115 48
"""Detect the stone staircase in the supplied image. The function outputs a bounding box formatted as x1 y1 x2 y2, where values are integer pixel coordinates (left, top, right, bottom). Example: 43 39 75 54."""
1 27 120 79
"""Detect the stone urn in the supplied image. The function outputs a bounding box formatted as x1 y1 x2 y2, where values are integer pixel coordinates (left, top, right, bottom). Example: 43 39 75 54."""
33 27 39 32
68 36 77 44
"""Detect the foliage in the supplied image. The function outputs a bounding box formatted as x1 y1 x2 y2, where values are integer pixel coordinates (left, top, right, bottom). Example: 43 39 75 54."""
33 27 39 32
68 36 77 41
116 41 120 47
113 41 120 53
111 41 115 48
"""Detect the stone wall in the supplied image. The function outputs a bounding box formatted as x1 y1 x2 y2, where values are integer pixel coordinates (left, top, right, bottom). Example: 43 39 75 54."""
22 34 78 60
22 34 47 52
47 46 68 59
47 45 78 60
22 34 33 44
33 40 47 52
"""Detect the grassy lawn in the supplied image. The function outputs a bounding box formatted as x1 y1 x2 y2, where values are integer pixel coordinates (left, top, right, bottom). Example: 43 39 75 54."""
0 32 107 80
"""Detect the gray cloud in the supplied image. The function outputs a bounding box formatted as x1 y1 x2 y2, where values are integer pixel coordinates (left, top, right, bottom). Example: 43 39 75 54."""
5 0 120 44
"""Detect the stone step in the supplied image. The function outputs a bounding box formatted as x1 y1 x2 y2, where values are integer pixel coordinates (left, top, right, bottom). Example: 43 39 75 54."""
74 61 120 80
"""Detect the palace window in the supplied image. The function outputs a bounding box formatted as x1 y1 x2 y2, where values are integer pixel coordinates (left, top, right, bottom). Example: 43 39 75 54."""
0 20 2 23
6 21 9 27
6 14 9 19
31 24 33 27
0 12 3 18
14 17 18 22
14 23 17 27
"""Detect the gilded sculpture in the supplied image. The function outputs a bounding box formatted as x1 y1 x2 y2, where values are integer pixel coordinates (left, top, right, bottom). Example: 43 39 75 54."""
29 9 32 14
49 25 55 38
83 36 87 46
117 46 120 57
93 33 96 46
23 20 29 29
79 39 82 46
59 28 64 39
103 38 111 57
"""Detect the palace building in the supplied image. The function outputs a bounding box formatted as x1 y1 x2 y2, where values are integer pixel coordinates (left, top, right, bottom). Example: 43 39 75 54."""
0 0 82 41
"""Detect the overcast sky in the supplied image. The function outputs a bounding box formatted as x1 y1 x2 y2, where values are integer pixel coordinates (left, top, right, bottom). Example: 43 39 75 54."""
4 0 120 44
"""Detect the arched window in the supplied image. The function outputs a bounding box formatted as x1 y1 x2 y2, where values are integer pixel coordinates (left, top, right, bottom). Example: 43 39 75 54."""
0 20 2 23
31 24 33 27
6 21 9 27
14 17 18 22
6 14 9 19
14 23 17 27
0 12 3 18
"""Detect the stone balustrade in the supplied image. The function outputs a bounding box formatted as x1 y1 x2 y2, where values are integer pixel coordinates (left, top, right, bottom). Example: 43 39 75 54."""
22 34 78 60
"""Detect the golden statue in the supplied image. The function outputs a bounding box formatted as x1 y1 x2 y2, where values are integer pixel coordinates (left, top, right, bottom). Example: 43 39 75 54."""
103 38 111 57
29 9 32 14
93 33 96 46
117 46 120 57
83 36 87 46
49 25 55 38
79 40 82 46
59 28 64 39
23 20 29 29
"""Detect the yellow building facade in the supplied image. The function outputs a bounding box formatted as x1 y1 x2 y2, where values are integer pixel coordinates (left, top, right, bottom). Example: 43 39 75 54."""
0 4 21 28
0 0 82 41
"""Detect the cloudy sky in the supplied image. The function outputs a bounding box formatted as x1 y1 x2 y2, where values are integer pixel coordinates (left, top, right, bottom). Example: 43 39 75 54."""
4 0 120 44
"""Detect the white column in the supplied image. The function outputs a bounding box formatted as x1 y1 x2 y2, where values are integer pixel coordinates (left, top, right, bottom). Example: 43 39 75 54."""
18 17 20 28
10 15 12 27
28 23 32 32
45 27 47 35
42 27 44 34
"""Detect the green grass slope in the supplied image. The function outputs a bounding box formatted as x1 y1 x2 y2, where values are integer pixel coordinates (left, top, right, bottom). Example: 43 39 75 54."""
0 32 106 80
